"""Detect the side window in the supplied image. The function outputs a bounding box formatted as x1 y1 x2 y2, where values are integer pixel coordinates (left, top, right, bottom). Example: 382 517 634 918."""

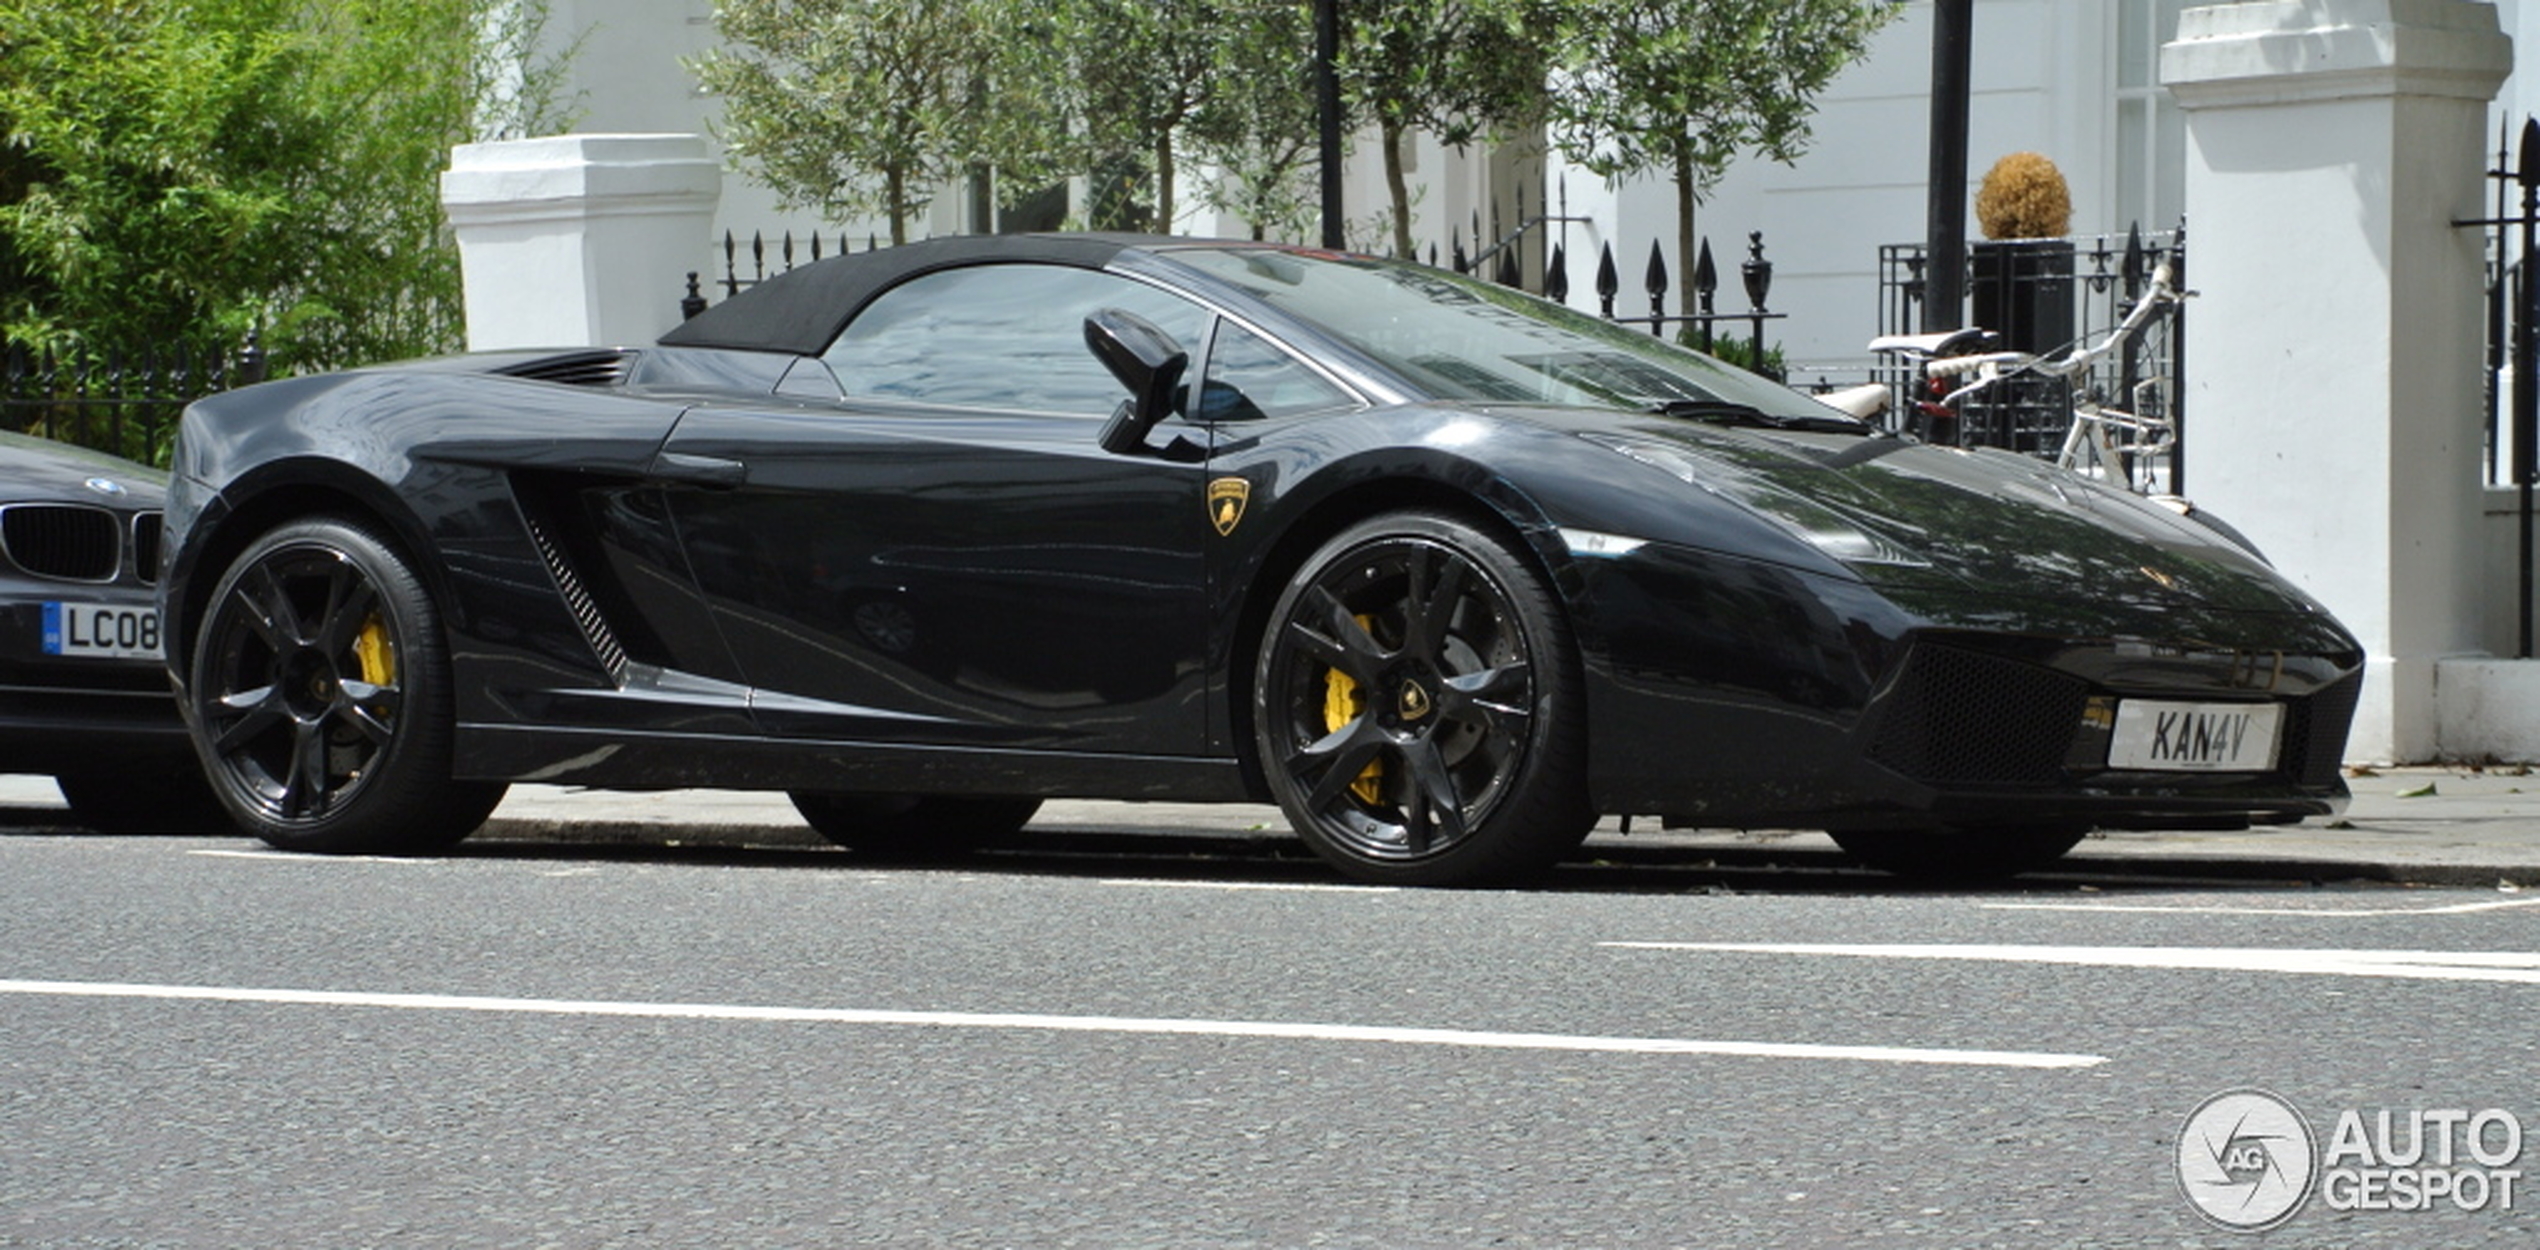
1195 322 1357 422
822 264 1211 418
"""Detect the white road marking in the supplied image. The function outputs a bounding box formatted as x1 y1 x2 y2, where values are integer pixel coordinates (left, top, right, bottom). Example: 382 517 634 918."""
0 978 2102 1068
1098 879 1399 894
1605 942 2540 984
1984 896 2540 918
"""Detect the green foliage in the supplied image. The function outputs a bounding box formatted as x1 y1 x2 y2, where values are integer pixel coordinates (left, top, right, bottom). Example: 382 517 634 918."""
1046 0 1233 232
1688 331 1785 381
693 0 1880 268
1185 1 1323 241
0 0 576 377
1550 0 1892 188
1548 0 1892 307
693 0 1057 245
1339 0 1552 257
701 0 1326 241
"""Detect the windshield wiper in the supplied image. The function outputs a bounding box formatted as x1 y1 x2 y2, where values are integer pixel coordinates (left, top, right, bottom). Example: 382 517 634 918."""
1642 399 1869 434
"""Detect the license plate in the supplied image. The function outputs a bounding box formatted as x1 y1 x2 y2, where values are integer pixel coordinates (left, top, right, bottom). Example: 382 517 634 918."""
2108 700 2282 772
42 601 161 660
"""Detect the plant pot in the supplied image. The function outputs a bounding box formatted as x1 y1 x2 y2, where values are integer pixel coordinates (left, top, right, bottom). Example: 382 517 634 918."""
1970 239 2075 354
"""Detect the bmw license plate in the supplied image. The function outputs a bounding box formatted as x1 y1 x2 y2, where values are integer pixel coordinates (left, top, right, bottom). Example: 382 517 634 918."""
2107 700 2283 772
41 601 161 660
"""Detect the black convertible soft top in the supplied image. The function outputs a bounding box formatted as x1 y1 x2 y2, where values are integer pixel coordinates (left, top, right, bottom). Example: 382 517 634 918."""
658 233 1140 357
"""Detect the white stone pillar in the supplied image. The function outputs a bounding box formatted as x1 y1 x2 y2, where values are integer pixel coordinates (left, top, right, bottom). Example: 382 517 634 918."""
2164 0 2511 762
440 134 722 351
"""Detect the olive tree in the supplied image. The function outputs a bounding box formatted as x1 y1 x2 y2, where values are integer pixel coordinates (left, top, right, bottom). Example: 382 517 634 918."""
693 0 1058 245
1548 0 1893 310
1185 0 1325 241
1339 0 1551 259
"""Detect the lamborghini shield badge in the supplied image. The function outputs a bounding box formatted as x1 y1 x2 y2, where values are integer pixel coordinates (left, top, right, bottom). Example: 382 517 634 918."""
1208 477 1250 536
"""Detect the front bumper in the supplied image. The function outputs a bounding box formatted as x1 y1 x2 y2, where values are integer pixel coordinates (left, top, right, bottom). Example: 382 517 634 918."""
1569 542 2363 832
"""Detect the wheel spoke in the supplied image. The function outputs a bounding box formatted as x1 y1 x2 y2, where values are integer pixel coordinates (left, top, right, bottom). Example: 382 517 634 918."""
1285 584 1388 682
1437 662 1532 733
236 563 307 650
334 680 396 745
1293 718 1392 812
207 685 288 756
1403 547 1471 662
1399 737 1469 854
314 570 382 656
280 720 329 819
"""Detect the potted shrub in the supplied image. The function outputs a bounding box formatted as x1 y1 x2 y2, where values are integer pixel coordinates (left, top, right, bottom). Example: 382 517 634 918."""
1970 152 2075 357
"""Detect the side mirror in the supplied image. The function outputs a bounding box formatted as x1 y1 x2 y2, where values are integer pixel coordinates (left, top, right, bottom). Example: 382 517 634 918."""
1084 308 1189 455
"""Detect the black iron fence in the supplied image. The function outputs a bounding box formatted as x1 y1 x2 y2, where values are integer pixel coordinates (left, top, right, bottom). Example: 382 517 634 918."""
1 336 267 465
1877 225 2187 473
681 230 881 318
680 212 1792 380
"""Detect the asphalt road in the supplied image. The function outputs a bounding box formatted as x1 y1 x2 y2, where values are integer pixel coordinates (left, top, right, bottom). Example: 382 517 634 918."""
2 819 2535 1248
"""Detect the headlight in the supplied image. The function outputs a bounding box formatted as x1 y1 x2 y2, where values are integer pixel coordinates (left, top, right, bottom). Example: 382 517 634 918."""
1581 433 1930 569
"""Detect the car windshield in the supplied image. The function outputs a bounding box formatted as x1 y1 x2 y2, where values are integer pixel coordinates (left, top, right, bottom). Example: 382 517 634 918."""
1168 247 1864 430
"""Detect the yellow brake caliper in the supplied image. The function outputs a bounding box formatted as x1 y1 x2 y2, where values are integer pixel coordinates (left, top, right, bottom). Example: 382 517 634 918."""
351 614 396 687
1322 614 1383 804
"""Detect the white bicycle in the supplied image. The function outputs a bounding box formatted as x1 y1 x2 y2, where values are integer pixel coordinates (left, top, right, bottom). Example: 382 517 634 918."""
1848 262 2264 557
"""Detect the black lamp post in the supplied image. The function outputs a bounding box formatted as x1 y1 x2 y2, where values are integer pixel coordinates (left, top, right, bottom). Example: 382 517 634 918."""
1924 0 1972 332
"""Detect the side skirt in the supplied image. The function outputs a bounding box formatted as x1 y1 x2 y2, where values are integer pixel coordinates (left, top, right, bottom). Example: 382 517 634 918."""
455 724 1255 802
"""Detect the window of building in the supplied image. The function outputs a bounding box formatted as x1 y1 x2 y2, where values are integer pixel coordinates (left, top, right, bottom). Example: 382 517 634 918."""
2116 0 2189 234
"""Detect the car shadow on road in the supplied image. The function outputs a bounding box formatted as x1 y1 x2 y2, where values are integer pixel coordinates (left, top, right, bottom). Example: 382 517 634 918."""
3 802 2422 896
445 825 2411 897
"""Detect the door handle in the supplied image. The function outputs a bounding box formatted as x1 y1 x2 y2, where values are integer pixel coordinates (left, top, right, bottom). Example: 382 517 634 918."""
649 451 748 489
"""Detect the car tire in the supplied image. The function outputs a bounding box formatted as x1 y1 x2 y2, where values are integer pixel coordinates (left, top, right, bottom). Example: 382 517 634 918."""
188 518 507 854
1828 826 2089 880
789 792 1042 858
1254 512 1592 886
54 767 235 834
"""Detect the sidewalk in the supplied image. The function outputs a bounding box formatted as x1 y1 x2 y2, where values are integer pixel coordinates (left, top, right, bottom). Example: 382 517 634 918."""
6 766 2536 885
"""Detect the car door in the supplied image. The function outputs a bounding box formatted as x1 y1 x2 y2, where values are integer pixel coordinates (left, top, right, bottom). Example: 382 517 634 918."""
654 261 1218 755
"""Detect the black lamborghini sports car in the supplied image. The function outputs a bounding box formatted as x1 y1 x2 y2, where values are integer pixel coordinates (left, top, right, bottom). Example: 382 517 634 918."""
2 430 227 831
160 235 2361 884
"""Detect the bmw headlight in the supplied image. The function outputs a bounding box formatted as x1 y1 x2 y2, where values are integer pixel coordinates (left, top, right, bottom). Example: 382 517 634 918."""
1581 433 1930 569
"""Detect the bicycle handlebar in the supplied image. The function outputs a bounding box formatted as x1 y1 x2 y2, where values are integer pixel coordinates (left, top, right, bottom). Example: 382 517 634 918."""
1924 352 2028 379
1871 261 2190 402
2007 261 2189 382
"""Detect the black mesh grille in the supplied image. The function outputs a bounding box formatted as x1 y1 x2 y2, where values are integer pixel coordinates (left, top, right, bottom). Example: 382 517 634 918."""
1868 643 2092 785
497 350 637 388
2283 671 2363 787
2 504 120 581
132 512 163 586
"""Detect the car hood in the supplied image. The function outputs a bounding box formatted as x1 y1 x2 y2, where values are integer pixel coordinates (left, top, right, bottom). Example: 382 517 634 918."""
1505 405 2345 633
0 430 168 505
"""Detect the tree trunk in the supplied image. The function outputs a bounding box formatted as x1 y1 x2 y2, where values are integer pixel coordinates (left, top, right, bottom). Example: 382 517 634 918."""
887 164 909 247
1384 119 1413 259
1156 133 1176 233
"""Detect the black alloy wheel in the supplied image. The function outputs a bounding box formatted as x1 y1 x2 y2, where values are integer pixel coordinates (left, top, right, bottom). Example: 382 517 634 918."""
1828 826 2091 880
1255 512 1590 886
789 792 1043 858
189 518 506 853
